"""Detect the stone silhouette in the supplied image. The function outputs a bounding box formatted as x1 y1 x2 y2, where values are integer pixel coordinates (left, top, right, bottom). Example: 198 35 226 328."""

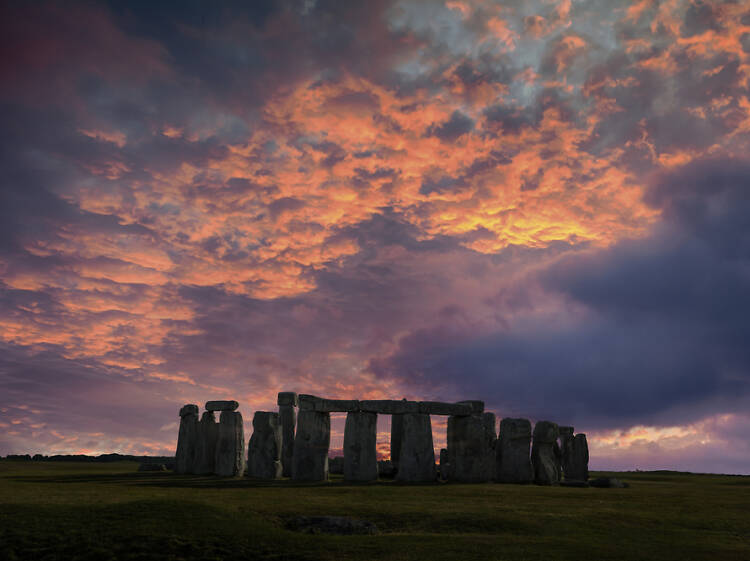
566 433 589 481
194 411 219 475
343 411 378 482
277 392 298 477
495 417 533 483
396 413 436 482
215 410 245 476
175 404 199 474
292 409 330 481
446 411 495 482
247 411 283 479
531 421 561 485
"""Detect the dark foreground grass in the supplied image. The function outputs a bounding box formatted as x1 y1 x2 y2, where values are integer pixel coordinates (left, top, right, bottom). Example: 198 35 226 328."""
1 461 748 561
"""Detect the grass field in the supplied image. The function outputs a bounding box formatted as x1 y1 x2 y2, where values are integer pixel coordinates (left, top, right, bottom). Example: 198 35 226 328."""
0 461 748 561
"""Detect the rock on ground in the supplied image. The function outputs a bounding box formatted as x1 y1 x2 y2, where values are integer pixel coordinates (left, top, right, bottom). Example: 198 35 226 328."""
286 516 378 535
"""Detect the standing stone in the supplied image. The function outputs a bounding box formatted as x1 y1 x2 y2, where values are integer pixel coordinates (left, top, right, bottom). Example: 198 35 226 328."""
175 404 199 474
531 421 560 485
278 392 298 478
566 433 589 481
559 426 575 480
395 413 436 482
495 418 533 483
390 414 403 472
194 411 219 475
447 413 495 482
439 448 449 480
215 410 245 477
343 411 378 482
248 411 283 480
292 410 330 481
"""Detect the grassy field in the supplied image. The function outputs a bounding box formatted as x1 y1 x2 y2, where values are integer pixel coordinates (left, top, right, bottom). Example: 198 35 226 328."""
0 461 748 561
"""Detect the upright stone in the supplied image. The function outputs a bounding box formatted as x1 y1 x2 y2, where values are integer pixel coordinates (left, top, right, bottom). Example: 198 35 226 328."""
343 411 378 482
278 392 298 478
215 410 245 477
447 413 495 482
495 417 533 483
439 448 449 481
531 420 560 485
248 411 283 479
175 404 199 474
194 411 219 475
566 433 589 481
292 410 330 481
395 413 436 482
559 426 575 480
390 414 403 472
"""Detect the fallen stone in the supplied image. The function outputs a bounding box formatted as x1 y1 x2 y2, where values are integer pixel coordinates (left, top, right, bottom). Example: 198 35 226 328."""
194 411 219 475
286 516 378 535
589 477 629 488
417 401 473 416
175 404 199 474
360 399 420 415
277 392 299 407
279 404 296 478
446 413 495 482
292 409 330 481
205 400 239 412
138 463 167 472
377 460 396 478
396 413 436 482
560 479 589 487
298 394 359 412
328 456 344 475
247 411 283 480
344 411 378 482
531 420 560 485
179 404 199 417
495 418 533 484
214 410 245 477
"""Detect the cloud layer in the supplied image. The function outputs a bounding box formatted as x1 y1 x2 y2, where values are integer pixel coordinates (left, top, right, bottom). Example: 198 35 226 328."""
1 0 749 473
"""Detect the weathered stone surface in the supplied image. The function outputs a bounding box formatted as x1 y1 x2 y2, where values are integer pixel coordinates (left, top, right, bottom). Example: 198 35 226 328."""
565 433 589 481
277 392 299 407
589 477 628 488
298 394 359 412
179 404 199 417
214 411 245 477
446 413 495 482
344 411 378 482
328 456 344 474
377 460 396 478
292 410 330 481
286 516 378 535
194 411 219 475
439 448 449 480
495 417 533 484
205 400 239 412
558 426 574 437
396 413 436 482
175 405 199 474
531 420 560 485
360 399 420 415
417 401 473 416
456 400 485 414
279 404 296 478
390 414 403 470
247 411 282 480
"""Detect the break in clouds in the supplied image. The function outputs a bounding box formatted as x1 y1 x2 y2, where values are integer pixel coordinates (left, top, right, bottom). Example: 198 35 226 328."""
1 0 750 474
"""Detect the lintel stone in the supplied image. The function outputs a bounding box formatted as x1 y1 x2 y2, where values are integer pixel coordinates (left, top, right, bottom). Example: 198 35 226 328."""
298 394 360 412
456 400 485 414
417 401 473 416
359 399 419 414
205 400 239 412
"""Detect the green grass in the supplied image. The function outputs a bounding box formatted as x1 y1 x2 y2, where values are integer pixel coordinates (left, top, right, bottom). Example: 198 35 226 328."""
0 461 748 560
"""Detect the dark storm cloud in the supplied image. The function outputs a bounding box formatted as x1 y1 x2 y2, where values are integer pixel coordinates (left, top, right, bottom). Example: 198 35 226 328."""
426 110 475 142
369 159 750 429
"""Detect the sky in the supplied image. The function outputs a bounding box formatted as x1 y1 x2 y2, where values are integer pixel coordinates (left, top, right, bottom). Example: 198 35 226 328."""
1 0 749 474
